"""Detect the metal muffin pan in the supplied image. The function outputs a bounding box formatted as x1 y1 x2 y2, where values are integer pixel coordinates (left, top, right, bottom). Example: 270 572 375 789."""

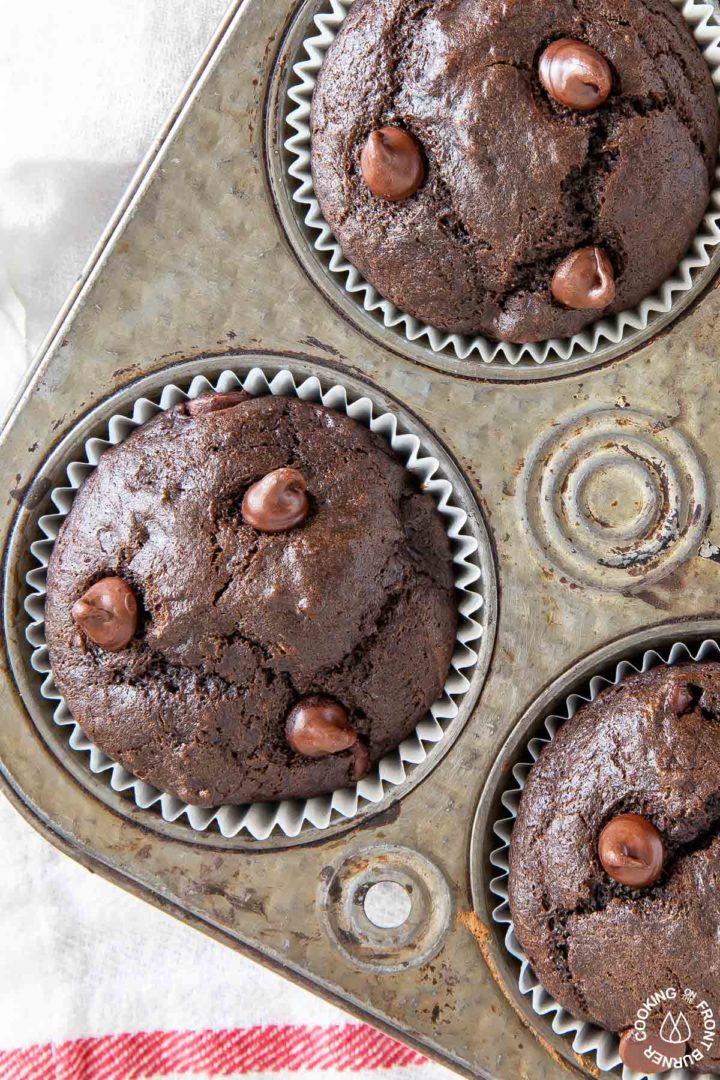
3 0 720 1077
269 0 720 378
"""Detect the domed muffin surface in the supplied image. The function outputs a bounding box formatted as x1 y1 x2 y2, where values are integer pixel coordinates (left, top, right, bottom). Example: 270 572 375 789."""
45 394 457 806
311 0 719 343
509 663 720 1073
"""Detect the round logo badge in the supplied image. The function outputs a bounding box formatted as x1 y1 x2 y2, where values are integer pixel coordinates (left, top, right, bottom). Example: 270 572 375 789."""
621 986 716 1073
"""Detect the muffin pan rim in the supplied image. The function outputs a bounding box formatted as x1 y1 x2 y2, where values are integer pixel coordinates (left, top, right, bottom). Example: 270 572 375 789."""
469 619 720 1080
6 353 498 851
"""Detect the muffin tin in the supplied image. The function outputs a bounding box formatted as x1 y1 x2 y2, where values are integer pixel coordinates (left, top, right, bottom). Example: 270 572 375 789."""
2 0 720 1077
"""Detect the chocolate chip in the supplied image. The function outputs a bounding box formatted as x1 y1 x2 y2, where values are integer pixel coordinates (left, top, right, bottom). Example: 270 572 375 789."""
185 390 249 416
286 696 357 757
538 39 613 111
360 127 425 202
551 246 616 310
351 739 370 780
667 681 695 716
242 467 309 533
618 1028 684 1074
598 813 664 887
71 577 138 652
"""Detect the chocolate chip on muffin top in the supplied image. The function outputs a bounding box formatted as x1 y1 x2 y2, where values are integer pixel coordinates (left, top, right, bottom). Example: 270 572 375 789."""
45 393 457 807
508 663 720 1074
311 0 719 343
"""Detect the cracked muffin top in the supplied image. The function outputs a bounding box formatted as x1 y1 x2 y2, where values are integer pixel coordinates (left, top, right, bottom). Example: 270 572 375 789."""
310 0 719 344
508 663 720 1074
45 392 457 807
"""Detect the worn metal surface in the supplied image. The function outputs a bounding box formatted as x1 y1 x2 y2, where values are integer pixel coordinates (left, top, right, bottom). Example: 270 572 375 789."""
2 0 720 1077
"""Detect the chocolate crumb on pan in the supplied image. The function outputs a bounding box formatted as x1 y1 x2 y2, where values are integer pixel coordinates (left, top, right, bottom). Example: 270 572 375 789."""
44 395 457 808
508 662 720 1074
310 0 719 344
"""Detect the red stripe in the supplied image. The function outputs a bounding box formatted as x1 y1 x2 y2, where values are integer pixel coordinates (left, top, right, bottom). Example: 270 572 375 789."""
0 1025 428 1079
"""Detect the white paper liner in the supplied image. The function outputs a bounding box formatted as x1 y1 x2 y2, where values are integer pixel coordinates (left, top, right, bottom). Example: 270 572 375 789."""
23 367 485 841
285 0 720 366
489 637 720 1080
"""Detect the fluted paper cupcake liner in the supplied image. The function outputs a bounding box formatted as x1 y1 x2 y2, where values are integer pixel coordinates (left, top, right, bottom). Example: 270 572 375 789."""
285 0 720 367
489 637 720 1080
23 367 486 841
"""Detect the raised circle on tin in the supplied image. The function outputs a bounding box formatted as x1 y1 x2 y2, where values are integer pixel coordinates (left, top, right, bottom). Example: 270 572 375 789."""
363 881 413 929
320 844 452 973
520 408 709 591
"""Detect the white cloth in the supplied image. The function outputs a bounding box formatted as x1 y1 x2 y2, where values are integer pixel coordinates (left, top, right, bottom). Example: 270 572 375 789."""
0 4 452 1077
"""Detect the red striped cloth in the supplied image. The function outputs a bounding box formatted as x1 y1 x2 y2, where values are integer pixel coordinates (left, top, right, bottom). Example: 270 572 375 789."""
1 1024 428 1079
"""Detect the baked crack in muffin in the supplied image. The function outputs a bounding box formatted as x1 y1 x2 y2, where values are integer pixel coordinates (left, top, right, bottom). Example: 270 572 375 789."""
311 0 719 343
509 663 720 1074
45 393 457 807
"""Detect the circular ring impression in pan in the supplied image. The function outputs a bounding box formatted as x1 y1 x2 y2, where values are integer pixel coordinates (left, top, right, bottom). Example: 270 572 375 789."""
319 843 453 973
520 407 709 592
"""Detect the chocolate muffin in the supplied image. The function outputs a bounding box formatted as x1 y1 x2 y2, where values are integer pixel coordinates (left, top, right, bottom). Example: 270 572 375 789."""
45 393 457 807
310 0 719 344
509 663 720 1074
